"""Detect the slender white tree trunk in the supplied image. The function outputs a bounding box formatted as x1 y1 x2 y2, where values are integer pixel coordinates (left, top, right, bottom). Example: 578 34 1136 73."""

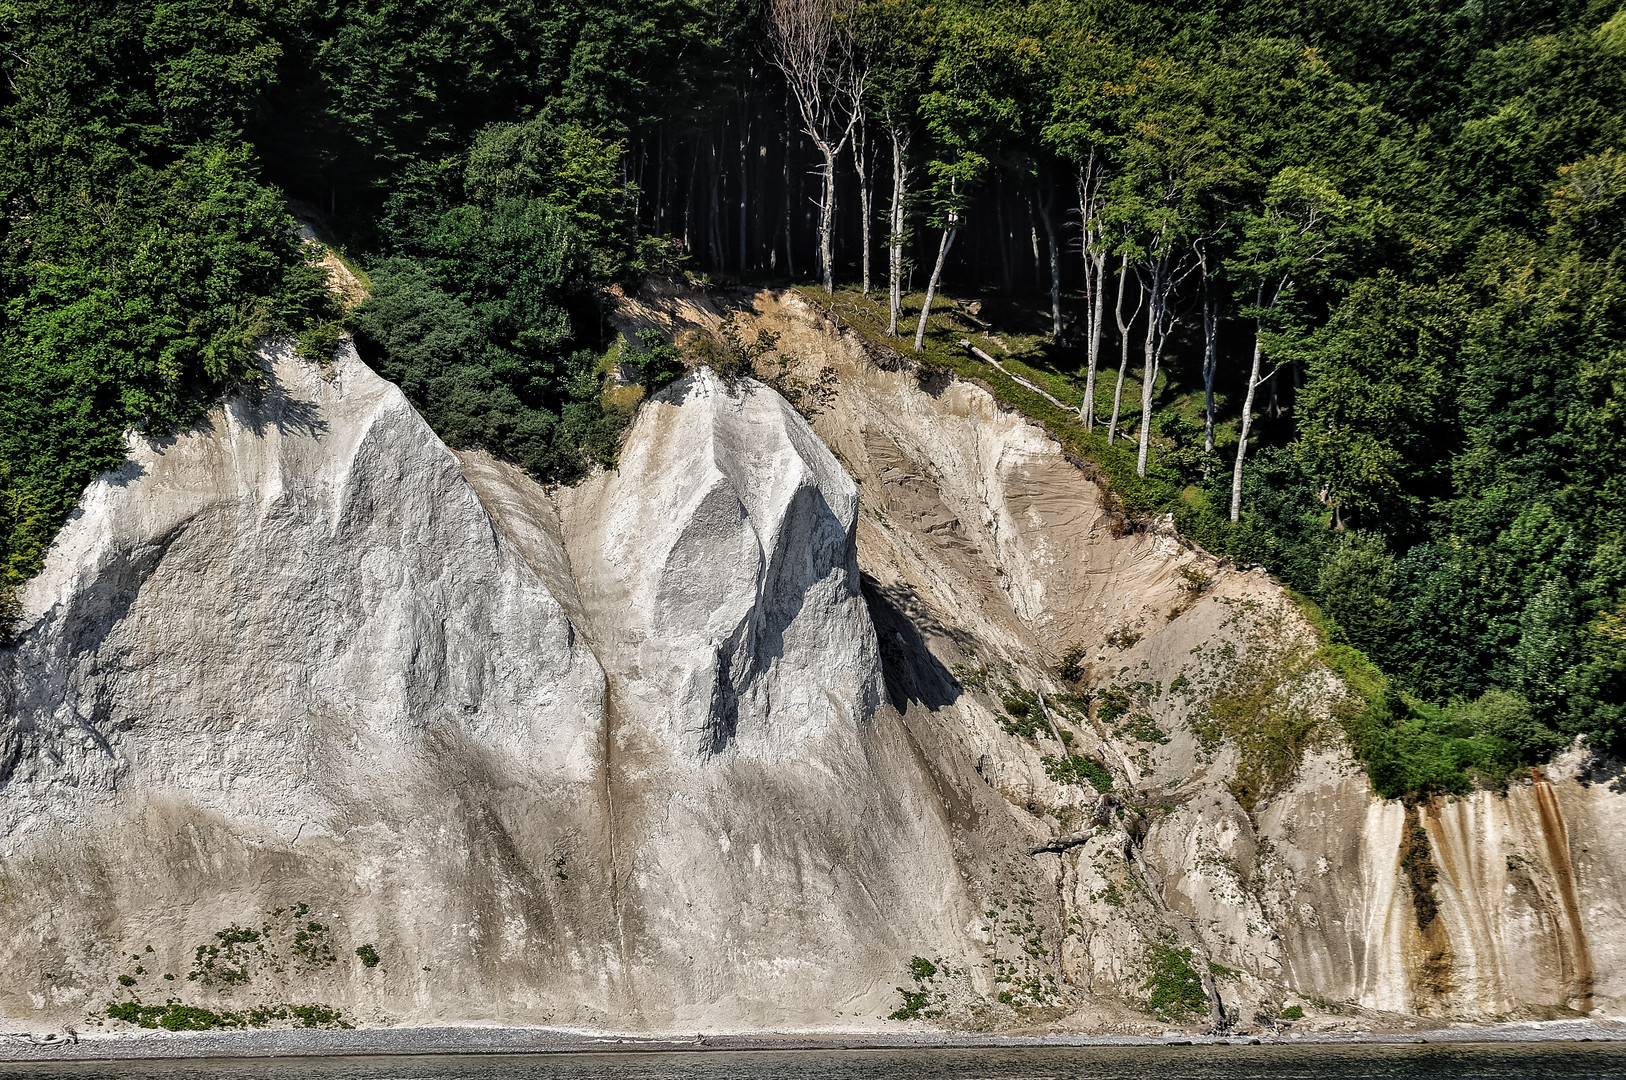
855 114 871 298
1202 292 1219 454
817 141 837 291
888 129 909 337
1084 247 1106 428
1231 278 1286 520
914 225 956 351
1108 254 1138 445
737 95 750 272
782 111 796 277
1136 264 1162 478
1077 158 1107 431
1041 185 1061 338
1230 322 1265 522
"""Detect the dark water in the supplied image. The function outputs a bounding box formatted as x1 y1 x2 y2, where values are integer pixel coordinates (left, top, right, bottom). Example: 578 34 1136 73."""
4 1044 1626 1080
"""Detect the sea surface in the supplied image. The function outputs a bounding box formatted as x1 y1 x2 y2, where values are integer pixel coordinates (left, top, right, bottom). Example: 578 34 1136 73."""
3 1044 1626 1080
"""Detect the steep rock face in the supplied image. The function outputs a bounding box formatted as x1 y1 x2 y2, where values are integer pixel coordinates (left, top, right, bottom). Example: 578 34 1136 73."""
1255 748 1624 1018
462 371 979 1027
616 284 1626 1029
0 343 615 1024
0 344 975 1030
5 286 1625 1035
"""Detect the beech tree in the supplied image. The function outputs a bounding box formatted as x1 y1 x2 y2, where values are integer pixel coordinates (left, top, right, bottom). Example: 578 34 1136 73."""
767 0 864 291
912 13 1014 350
1110 59 1232 476
857 0 938 335
1196 240 1224 455
1230 166 1367 521
1043 33 1129 428
1105 253 1143 443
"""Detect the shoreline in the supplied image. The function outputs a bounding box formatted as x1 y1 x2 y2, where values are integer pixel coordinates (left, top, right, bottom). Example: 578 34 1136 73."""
2 1019 1624 1063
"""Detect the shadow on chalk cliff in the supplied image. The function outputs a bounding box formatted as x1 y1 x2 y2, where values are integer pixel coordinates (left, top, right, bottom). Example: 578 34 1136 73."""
230 361 329 440
699 483 855 756
1577 752 1626 794
861 573 963 712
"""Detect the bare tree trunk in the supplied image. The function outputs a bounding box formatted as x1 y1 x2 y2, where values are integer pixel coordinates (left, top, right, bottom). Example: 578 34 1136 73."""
1077 157 1107 431
996 179 1014 292
817 141 838 290
887 128 909 337
914 223 956 351
631 140 644 238
766 0 861 293
1026 194 1041 286
1202 291 1219 454
655 129 665 235
1230 315 1265 523
855 112 871 297
709 136 723 270
1136 263 1161 478
1041 181 1061 338
1108 254 1140 445
782 119 796 277
1083 244 1106 428
738 92 751 273
683 146 698 254
1081 248 1105 428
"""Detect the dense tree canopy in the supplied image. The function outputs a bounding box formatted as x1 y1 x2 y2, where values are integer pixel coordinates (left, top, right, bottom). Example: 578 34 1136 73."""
2 0 1622 795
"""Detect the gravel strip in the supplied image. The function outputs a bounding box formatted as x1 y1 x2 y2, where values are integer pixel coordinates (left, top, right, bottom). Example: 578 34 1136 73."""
1 1019 1623 1063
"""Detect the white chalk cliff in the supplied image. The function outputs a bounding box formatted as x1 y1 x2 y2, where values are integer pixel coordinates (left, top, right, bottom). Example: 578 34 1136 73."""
2 291 1623 1034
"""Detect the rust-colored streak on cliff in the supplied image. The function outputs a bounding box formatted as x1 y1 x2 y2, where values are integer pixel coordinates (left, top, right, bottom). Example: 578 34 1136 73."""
1408 803 1454 1010
1533 772 1595 1012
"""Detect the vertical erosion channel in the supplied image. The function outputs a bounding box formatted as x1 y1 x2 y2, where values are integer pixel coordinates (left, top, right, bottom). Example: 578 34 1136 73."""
1400 803 1454 1008
1533 773 1596 1013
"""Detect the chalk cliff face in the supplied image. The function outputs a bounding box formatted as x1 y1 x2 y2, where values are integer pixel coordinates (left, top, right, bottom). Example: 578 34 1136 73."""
0 343 975 1029
2 292 1623 1034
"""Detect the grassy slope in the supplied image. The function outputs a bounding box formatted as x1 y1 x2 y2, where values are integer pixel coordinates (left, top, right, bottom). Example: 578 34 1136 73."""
796 284 1234 548
793 282 1427 801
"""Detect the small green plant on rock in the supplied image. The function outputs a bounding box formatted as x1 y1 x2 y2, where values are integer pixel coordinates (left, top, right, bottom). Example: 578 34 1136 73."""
998 687 1045 738
355 944 380 968
1177 566 1213 595
1106 629 1142 650
951 663 989 691
1143 944 1208 1022
888 955 945 1021
1057 644 1089 683
1042 754 1114 792
1187 609 1323 812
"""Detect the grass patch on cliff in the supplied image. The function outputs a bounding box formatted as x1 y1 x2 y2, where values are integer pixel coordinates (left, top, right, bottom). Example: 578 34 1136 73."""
103 999 351 1031
1042 754 1114 793
1143 944 1208 1022
888 956 946 1021
1186 601 1325 812
797 286 1218 540
997 687 1045 738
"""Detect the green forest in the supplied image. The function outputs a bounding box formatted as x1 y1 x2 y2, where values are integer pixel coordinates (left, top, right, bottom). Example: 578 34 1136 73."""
2 0 1622 797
